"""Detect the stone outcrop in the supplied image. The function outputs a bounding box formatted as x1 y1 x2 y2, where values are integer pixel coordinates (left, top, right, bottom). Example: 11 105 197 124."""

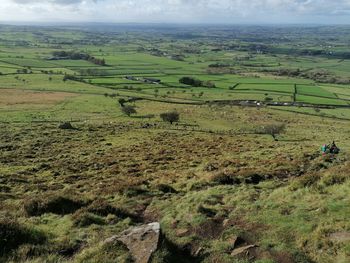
105 222 161 263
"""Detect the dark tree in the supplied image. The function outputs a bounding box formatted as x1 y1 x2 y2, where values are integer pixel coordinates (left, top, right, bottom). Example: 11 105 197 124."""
121 105 137 116
118 98 127 106
160 111 180 124
179 76 203 87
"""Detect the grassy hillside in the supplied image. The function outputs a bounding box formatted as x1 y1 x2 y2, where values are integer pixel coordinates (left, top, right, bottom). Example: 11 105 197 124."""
0 25 349 263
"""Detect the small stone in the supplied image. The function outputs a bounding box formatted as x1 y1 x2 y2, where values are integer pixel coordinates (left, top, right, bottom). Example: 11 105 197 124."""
58 122 74 130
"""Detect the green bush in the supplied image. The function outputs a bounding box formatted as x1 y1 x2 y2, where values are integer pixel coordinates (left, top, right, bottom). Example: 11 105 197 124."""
160 111 180 124
121 105 137 116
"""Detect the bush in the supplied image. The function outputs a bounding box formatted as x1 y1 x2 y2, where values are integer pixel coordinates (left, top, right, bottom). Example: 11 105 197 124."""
0 218 46 256
121 105 137 116
118 98 126 106
179 76 203 87
160 111 180 124
24 195 86 216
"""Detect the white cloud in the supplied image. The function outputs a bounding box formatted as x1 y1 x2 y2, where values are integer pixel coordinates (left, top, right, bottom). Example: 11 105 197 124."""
1 0 350 23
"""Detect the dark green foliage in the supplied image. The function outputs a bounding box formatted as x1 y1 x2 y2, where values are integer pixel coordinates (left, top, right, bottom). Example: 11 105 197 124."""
118 98 127 106
0 218 46 256
52 51 106 66
160 111 180 124
179 77 216 88
24 195 86 216
121 105 137 116
179 76 203 87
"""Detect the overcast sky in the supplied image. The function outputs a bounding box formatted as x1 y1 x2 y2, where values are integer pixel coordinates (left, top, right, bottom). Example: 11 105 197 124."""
1 0 350 24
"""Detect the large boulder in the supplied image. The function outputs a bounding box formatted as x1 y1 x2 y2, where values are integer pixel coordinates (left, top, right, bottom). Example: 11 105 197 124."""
105 222 161 263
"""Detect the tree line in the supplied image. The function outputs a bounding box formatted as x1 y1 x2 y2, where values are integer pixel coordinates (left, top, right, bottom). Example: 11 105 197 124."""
52 51 106 66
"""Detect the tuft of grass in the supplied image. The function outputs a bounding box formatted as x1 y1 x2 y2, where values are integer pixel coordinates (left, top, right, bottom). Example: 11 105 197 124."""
72 210 105 227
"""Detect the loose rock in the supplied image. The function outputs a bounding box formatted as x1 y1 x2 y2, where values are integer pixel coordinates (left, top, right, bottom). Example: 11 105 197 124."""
105 222 161 263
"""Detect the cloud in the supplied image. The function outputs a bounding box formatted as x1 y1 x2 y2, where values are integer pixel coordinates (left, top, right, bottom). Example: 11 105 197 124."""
12 0 85 5
1 0 350 23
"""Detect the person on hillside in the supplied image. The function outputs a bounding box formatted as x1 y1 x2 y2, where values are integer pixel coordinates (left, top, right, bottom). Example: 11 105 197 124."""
321 144 328 155
329 141 340 154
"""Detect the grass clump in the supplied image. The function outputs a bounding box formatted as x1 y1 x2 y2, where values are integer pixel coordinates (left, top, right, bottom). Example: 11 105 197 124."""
76 239 133 263
289 173 321 190
72 210 105 227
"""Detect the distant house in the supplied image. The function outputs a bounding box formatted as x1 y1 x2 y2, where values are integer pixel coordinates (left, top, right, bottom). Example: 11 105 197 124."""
143 78 161 84
125 76 138 81
125 76 161 84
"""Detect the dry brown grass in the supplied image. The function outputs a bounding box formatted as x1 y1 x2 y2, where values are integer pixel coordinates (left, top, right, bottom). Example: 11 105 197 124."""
0 89 77 108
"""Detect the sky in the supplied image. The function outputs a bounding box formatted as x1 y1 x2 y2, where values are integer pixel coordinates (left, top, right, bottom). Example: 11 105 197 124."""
1 0 350 24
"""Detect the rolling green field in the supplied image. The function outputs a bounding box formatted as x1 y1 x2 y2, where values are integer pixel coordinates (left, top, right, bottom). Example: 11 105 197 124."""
0 24 350 263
